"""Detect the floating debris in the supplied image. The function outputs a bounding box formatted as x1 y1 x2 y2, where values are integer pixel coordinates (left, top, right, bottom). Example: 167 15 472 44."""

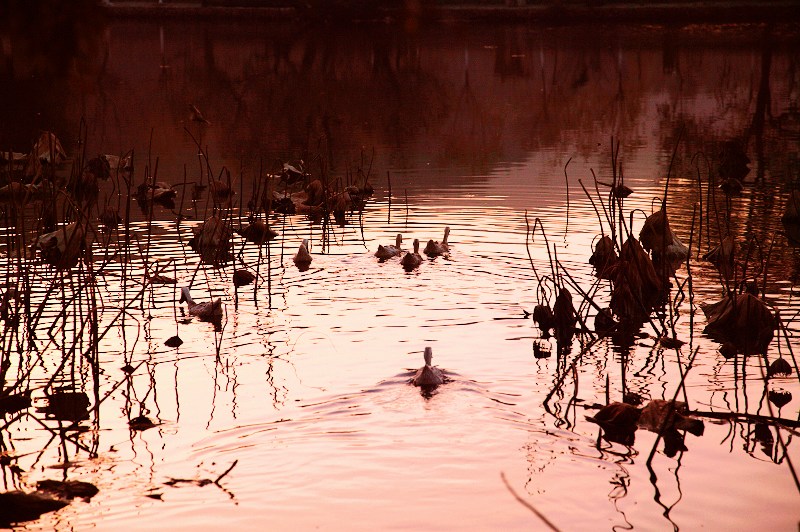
38 391 90 422
0 490 68 526
237 220 278 245
233 269 256 287
129 415 157 431
0 390 31 415
36 480 98 501
165 335 183 348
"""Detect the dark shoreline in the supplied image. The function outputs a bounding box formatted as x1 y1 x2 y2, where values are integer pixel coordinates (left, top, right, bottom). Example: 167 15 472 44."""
99 1 800 24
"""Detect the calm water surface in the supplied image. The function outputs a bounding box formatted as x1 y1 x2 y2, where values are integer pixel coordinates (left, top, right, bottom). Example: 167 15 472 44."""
2 14 800 531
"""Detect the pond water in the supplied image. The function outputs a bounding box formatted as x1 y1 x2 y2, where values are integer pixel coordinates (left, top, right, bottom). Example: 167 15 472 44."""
2 12 800 531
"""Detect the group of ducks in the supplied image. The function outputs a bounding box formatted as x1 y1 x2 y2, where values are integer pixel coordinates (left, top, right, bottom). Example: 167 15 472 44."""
291 227 451 272
374 226 451 270
178 229 452 392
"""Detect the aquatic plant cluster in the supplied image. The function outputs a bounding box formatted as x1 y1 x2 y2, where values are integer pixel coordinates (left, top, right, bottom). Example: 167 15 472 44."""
0 126 798 527
523 138 799 490
0 126 379 525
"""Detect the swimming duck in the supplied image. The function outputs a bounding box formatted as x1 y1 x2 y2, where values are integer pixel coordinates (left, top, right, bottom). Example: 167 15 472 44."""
411 347 445 387
424 226 450 256
375 234 403 260
293 239 312 270
179 286 223 322
400 239 423 271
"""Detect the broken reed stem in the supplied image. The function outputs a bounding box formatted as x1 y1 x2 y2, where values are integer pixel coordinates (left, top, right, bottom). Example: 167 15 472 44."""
578 178 605 239
500 472 561 532
214 459 239 485
523 211 542 286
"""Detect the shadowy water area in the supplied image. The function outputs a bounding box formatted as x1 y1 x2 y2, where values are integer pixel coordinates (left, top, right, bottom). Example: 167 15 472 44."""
1 6 800 530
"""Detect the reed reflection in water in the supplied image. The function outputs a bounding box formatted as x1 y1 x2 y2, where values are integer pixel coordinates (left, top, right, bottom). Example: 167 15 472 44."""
1 11 800 531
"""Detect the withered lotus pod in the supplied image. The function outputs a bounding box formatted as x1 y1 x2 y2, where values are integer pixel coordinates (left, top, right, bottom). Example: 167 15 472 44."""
612 184 633 198
99 207 122 232
594 307 616 336
767 357 792 378
702 293 776 356
768 389 792 408
589 235 617 280
639 209 671 256
210 179 234 202
532 304 555 332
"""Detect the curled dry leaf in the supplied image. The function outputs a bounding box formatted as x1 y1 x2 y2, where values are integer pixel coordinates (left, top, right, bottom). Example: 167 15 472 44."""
589 235 617 280
34 221 93 270
237 220 278 245
610 237 663 321
24 131 67 179
189 215 233 265
553 287 577 346
639 209 688 273
702 293 776 356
